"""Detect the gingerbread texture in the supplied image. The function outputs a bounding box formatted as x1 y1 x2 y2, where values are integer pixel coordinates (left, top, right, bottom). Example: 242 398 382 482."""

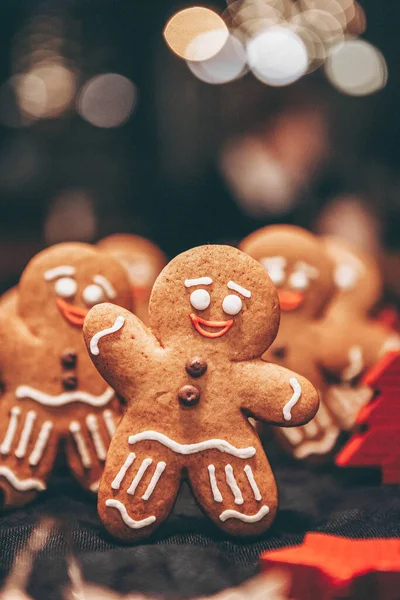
97 234 167 325
83 244 319 541
0 242 132 508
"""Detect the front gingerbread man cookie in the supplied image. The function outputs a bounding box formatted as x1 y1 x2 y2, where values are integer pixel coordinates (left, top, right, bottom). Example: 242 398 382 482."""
0 243 132 508
83 245 319 541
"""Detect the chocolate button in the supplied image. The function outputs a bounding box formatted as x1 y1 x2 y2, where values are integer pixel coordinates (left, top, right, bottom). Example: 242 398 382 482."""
61 351 77 369
178 385 200 407
62 375 78 390
185 357 207 378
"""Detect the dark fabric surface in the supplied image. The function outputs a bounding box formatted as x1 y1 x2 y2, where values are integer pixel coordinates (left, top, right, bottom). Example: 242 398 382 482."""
0 441 399 599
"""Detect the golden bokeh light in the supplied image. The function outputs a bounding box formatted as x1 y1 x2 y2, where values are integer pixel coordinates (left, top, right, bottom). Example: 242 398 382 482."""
163 7 228 61
186 34 247 84
77 74 137 128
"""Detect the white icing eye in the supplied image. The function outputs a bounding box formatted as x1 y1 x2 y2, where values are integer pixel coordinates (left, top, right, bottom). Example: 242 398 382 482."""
289 271 309 291
334 264 357 291
222 294 242 315
54 277 77 298
83 284 106 307
190 289 211 311
260 259 285 286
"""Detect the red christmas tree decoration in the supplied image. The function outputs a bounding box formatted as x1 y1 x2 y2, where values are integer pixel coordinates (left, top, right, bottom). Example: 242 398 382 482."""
261 533 400 600
336 350 400 483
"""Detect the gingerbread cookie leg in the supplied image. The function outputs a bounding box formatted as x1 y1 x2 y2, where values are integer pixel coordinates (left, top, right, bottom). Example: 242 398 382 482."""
98 426 182 541
187 438 276 537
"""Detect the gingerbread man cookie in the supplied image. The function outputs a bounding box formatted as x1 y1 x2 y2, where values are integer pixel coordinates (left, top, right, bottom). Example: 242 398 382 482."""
97 234 167 325
0 243 132 508
240 225 351 459
83 244 319 541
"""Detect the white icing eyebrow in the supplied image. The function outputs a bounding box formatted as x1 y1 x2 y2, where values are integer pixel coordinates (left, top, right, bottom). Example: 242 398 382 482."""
294 261 319 279
227 281 251 298
44 266 76 281
94 275 117 299
184 277 213 288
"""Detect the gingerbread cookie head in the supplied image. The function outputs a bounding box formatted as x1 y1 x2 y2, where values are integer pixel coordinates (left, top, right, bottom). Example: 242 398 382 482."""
240 225 335 319
18 243 132 335
97 234 166 323
322 236 382 316
149 244 280 361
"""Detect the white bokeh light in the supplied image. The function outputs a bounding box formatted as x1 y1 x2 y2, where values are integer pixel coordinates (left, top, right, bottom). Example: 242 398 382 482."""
186 35 247 84
77 74 137 128
247 26 309 86
325 38 388 96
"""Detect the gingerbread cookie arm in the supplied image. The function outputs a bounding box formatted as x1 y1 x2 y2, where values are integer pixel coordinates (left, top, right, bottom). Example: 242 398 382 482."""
0 311 40 380
83 303 162 398
235 360 319 426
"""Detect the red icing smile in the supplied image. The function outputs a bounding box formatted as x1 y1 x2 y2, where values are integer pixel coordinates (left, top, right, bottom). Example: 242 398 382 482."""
278 290 304 311
56 298 88 327
190 313 234 338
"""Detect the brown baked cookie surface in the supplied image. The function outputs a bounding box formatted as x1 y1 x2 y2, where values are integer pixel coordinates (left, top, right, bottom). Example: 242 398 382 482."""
0 242 132 508
97 234 167 325
83 244 319 541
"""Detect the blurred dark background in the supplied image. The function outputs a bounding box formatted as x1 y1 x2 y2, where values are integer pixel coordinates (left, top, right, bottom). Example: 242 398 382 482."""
0 0 399 292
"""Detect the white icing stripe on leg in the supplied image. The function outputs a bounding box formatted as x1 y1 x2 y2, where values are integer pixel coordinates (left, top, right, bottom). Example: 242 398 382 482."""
219 505 270 523
1 407 21 455
303 420 319 438
86 415 107 461
0 466 46 491
90 316 125 356
225 464 243 505
342 346 363 381
208 464 223 503
142 462 166 500
112 452 136 490
244 465 261 501
70 421 92 468
128 431 256 459
283 378 302 421
103 410 116 438
105 499 156 529
29 421 53 466
15 411 37 458
127 458 152 495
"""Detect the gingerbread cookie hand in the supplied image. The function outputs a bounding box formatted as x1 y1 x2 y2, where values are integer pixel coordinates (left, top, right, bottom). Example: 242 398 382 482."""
85 245 318 541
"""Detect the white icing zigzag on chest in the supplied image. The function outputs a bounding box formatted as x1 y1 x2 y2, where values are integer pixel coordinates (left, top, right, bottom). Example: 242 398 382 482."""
128 431 256 459
16 386 114 407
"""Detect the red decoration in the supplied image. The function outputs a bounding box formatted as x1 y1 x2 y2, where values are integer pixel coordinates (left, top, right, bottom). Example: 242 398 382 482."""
376 306 400 333
261 533 400 600
336 351 400 483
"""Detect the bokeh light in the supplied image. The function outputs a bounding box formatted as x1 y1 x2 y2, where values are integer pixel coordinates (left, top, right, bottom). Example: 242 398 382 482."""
325 38 388 96
163 7 228 61
247 26 309 86
77 74 137 128
186 35 247 85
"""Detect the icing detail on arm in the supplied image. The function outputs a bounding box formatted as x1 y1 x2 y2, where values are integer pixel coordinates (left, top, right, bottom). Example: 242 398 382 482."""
86 415 107 461
90 480 99 492
225 464 244 505
0 407 21 455
142 461 166 500
184 277 213 288
93 275 117 299
90 316 125 356
29 421 53 466
16 386 114 407
283 378 302 421
103 410 116 438
44 265 76 281
69 421 92 468
112 452 136 490
244 465 261 501
0 466 46 492
105 499 156 529
227 281 251 298
127 458 153 495
208 464 222 503
379 335 400 357
293 428 339 459
342 346 363 381
128 431 256 459
280 426 303 446
219 505 270 523
15 411 37 459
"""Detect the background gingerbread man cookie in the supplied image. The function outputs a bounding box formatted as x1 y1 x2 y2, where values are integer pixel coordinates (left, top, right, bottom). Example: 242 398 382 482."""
83 244 319 541
97 234 167 325
0 242 132 508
